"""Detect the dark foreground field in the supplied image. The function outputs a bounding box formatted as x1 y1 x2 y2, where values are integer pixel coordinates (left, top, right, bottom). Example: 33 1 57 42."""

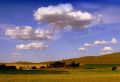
0 69 66 74
0 69 120 82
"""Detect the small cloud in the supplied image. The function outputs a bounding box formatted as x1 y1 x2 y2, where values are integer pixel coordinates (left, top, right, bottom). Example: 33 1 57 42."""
16 42 48 50
79 47 87 51
84 43 92 47
94 38 118 45
100 46 114 55
78 38 118 52
94 40 108 45
110 38 118 44
102 46 113 51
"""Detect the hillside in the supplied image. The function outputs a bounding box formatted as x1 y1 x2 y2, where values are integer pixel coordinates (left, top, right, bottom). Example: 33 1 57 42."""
64 52 120 64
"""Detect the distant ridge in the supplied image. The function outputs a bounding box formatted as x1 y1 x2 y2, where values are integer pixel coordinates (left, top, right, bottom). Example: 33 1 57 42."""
14 61 34 64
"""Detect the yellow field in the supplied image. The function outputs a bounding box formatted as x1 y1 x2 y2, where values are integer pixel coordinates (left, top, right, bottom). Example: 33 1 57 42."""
5 63 47 69
0 70 120 82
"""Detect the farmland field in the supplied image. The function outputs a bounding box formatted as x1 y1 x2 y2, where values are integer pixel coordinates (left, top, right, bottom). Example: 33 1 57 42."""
0 69 120 82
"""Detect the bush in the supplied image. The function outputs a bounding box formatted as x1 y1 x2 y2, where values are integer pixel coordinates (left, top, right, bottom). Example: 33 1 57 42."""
112 66 117 71
69 61 80 67
40 66 46 69
31 66 36 69
49 61 65 68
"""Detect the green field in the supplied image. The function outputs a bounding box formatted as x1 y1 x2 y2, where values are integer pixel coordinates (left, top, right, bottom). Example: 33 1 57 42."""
0 69 120 82
0 70 67 74
82 64 120 69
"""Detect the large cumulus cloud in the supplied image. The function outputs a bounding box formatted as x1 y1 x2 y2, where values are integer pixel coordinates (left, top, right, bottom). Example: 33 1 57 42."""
34 4 94 29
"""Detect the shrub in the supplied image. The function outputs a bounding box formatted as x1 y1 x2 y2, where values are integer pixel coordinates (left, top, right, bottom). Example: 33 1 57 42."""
40 66 46 69
112 66 117 71
69 61 80 67
31 66 36 69
49 61 65 68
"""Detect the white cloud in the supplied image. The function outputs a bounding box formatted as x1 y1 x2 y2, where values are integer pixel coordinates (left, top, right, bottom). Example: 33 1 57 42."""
5 26 54 41
78 37 118 53
34 3 94 29
94 40 108 45
16 42 48 50
94 38 118 45
100 46 114 55
79 43 92 51
110 38 118 44
102 46 113 51
79 47 87 51
84 43 92 47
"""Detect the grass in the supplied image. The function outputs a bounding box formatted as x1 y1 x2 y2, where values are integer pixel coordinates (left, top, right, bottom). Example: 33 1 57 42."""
82 64 120 69
0 69 120 82
0 69 67 74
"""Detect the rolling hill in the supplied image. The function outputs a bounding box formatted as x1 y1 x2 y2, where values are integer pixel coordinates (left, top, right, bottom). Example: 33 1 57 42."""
64 52 120 64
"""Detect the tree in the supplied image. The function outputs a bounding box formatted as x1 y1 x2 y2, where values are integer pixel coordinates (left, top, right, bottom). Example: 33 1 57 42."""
0 64 17 70
69 61 80 67
7 66 17 70
31 66 36 69
49 61 66 68
76 63 80 67
0 64 7 70
70 61 76 67
19 67 23 70
40 66 46 69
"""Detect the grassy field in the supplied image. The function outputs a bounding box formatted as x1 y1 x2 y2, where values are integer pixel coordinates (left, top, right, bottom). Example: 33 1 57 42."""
0 69 120 82
82 64 120 69
0 70 67 74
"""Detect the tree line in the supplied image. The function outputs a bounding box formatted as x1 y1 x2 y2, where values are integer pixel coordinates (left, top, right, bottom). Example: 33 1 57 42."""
0 61 118 71
48 61 80 68
0 61 80 70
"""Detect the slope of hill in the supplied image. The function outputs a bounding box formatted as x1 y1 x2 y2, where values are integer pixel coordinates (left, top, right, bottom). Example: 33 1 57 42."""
64 52 120 64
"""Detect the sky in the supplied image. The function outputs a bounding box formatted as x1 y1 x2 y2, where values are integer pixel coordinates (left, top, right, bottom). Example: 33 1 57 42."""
0 0 120 63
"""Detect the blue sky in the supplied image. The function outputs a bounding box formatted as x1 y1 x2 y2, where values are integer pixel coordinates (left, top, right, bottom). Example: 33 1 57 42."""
0 0 120 63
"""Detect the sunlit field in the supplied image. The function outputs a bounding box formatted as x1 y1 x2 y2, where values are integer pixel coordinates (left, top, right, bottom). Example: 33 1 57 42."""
0 69 120 82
